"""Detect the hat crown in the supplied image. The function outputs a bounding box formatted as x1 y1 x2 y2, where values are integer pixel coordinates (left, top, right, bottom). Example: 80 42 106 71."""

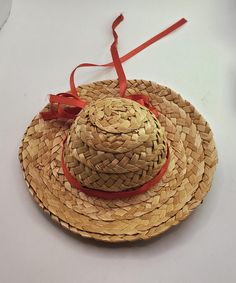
64 97 167 192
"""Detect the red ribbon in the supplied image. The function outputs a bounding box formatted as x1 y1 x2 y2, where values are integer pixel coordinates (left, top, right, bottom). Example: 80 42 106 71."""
41 15 187 120
61 143 170 200
41 15 187 199
126 94 159 117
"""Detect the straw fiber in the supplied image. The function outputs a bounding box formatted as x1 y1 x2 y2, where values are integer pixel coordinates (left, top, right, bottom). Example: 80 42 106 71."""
64 97 167 192
19 80 217 242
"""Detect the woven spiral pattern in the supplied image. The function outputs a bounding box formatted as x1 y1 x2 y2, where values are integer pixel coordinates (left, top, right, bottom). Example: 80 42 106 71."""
64 97 167 192
19 80 218 242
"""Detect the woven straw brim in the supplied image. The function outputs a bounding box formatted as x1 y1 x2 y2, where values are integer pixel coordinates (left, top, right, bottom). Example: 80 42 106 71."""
19 80 217 242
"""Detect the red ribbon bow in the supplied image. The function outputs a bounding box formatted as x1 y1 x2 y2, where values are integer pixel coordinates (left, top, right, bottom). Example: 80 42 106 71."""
40 15 187 199
41 15 187 120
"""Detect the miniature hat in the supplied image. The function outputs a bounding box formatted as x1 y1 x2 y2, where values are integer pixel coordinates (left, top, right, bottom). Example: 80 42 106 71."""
19 15 217 242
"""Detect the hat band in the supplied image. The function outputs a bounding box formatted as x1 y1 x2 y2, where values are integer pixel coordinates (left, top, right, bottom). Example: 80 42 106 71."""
61 143 170 200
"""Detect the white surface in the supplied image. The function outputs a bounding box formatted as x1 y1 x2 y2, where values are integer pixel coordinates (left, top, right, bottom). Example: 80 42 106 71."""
0 0 12 28
0 0 235 282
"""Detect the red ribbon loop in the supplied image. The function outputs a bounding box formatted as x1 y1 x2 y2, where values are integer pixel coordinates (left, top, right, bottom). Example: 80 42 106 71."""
41 92 86 120
41 16 187 120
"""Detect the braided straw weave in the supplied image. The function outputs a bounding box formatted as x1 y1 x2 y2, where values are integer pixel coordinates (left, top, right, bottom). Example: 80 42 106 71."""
19 80 218 242
64 97 167 192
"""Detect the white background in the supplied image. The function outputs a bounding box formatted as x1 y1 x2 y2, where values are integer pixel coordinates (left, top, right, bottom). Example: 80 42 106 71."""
0 0 235 282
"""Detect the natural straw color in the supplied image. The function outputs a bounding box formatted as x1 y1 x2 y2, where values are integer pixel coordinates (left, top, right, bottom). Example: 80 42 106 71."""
19 80 218 242
64 97 167 192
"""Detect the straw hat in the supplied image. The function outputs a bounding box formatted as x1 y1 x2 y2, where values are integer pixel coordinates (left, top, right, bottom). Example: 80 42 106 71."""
19 16 217 242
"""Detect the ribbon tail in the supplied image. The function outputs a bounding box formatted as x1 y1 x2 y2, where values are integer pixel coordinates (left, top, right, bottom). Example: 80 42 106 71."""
41 15 187 121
